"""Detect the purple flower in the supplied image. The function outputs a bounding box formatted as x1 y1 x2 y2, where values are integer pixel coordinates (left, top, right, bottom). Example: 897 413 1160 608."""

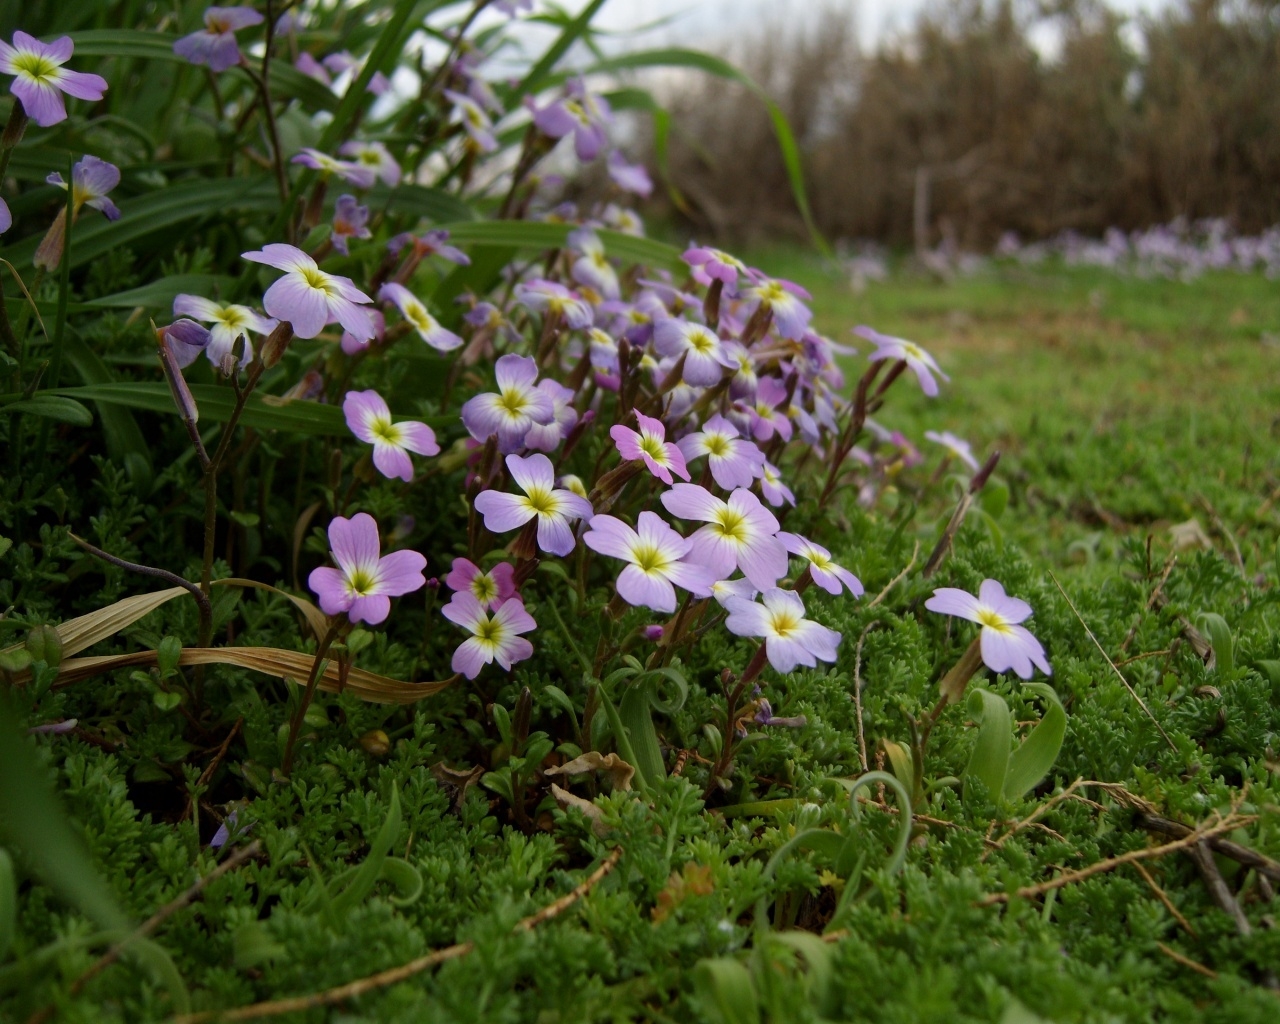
568 229 620 300
677 414 766 489
291 148 377 189
461 353 556 451
173 294 277 370
173 7 263 73
378 283 463 352
388 229 470 266
445 89 498 153
474 453 593 557
0 198 10 234
308 513 427 625
777 533 863 597
854 326 949 398
338 141 401 188
652 318 736 387
660 484 788 590
48 154 121 220
607 151 653 197
445 557 516 612
754 698 807 729
523 379 579 452
610 412 689 486
158 318 212 370
514 279 593 330
295 52 330 85
342 309 384 356
343 390 439 482
241 243 375 341
529 80 612 161
683 246 747 288
583 511 720 613
744 376 793 442
924 430 979 472
758 461 795 508
330 194 371 256
925 579 1052 679
0 32 107 127
740 275 812 340
724 588 841 674
442 592 535 679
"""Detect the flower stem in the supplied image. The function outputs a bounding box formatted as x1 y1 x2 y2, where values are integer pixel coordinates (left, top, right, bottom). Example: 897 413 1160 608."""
282 620 342 774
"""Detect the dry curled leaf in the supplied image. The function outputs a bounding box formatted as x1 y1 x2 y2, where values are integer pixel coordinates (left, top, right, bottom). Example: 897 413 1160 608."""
1168 518 1212 552
543 751 635 792
651 862 714 923
549 783 610 837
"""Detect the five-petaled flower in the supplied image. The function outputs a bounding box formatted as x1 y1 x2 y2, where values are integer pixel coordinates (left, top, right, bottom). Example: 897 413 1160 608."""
445 557 516 612
242 243 375 341
661 484 787 590
777 532 863 597
173 294 277 370
610 412 689 485
583 511 719 612
924 429 979 472
343 390 439 482
925 579 1052 679
173 6 263 73
854 325 949 397
308 512 427 625
34 155 122 270
474 453 593 557
652 318 736 387
442 591 535 678
461 353 555 451
0 32 107 127
724 588 841 674
678 414 766 489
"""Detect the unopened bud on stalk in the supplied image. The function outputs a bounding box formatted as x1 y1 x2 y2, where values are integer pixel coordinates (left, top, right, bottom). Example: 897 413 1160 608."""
259 321 295 368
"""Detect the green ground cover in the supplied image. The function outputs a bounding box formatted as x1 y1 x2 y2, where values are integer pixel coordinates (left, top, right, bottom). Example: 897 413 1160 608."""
3 258 1278 1023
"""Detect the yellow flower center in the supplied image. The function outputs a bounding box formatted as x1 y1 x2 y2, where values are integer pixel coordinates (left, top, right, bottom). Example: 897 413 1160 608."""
524 486 555 515
347 568 376 597
370 417 401 445
301 268 335 295
903 342 923 360
213 307 247 329
704 435 729 457
768 608 802 638
472 575 497 602
498 388 528 417
712 508 747 543
639 434 667 461
688 328 716 354
632 543 669 574
976 609 1012 633
14 53 59 83
475 616 499 643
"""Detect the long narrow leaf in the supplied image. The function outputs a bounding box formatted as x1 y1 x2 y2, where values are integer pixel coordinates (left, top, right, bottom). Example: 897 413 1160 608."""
964 688 1012 804
1003 684 1067 801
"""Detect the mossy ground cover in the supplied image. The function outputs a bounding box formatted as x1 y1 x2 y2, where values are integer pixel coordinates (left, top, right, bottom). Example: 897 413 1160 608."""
4 258 1279 1023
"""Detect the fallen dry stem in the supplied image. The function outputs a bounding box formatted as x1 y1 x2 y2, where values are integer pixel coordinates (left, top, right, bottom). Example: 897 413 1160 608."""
168 847 623 1023
867 542 918 608
1156 942 1218 979
982 777 1087 861
852 619 881 774
976 814 1254 907
1048 570 1178 752
1132 861 1196 936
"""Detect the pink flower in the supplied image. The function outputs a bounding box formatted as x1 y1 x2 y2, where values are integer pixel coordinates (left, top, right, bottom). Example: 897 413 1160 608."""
442 592 536 678
330 194 371 256
682 246 747 288
583 511 719 613
445 557 516 611
343 390 439 482
241 243 375 341
607 152 653 197
308 513 427 625
777 533 863 597
173 7 263 73
461 353 555 451
743 376 793 442
677 414 766 489
473 453 593 557
514 279 593 330
660 484 788 590
925 580 1052 679
610 412 689 485
854 325 948 397
0 32 107 127
739 275 812 340
378 283 463 351
724 588 841 674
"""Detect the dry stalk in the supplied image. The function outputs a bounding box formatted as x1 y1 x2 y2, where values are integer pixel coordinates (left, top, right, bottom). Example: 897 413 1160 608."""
1132 861 1196 936
169 848 623 1023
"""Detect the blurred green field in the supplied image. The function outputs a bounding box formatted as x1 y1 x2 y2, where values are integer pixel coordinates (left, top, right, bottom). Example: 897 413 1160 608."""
745 247 1280 573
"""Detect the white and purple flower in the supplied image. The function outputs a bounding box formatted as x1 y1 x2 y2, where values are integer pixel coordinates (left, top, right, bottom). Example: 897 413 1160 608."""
308 513 427 625
583 511 719 613
343 390 439 482
0 32 107 127
660 484 787 591
777 533 863 597
445 557 516 612
461 353 556 450
854 325 949 398
677 414 766 490
724 588 841 674
610 412 689 486
925 579 1052 679
442 591 535 679
172 294 277 370
173 7 263 73
242 243 375 341
473 453 594 557
652 318 736 387
378 283 463 352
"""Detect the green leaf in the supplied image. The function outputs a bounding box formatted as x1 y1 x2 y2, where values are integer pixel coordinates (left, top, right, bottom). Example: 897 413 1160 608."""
580 48 828 253
693 957 760 1024
5 396 92 425
377 184 475 225
508 0 610 104
0 849 15 963
64 335 153 493
326 783 402 920
1195 612 1234 676
1003 684 1067 801
964 688 1012 805
77 275 236 311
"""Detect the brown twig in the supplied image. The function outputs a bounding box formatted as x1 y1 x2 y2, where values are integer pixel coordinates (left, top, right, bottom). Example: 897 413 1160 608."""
27 841 264 1024
1135 813 1280 883
1156 942 1218 979
169 847 623 1023
1133 861 1197 936
866 542 918 608
921 452 1000 579
976 814 1254 907
1048 570 1178 752
982 778 1087 861
852 620 880 774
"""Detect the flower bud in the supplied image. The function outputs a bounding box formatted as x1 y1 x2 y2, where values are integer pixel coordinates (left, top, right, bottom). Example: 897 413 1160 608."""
25 625 63 667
